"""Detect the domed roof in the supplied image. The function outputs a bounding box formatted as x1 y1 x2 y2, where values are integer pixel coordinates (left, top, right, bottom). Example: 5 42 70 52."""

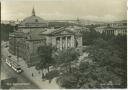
19 8 48 28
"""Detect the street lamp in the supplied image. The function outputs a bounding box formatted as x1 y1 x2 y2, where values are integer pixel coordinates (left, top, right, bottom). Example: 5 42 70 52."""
16 41 19 63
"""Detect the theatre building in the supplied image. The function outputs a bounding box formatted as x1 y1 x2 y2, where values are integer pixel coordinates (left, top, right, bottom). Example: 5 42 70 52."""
9 8 47 67
9 8 83 67
41 26 83 51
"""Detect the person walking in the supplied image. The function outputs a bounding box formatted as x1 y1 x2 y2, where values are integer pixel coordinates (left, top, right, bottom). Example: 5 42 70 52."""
32 73 34 77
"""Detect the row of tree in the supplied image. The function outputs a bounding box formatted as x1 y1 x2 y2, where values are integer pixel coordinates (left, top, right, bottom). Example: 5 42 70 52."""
1 24 16 41
35 27 127 88
57 35 126 88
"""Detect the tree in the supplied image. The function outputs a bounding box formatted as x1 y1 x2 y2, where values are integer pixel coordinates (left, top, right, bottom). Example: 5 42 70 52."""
57 37 127 88
57 72 78 89
56 48 79 73
56 48 80 88
85 38 126 88
1 24 15 41
82 28 101 45
108 35 127 87
36 45 56 78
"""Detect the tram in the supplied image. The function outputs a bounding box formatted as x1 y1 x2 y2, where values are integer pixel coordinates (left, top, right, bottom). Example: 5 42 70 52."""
5 58 22 73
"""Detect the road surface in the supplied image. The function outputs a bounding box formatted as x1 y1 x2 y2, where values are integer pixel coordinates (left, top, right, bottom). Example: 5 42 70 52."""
1 42 39 89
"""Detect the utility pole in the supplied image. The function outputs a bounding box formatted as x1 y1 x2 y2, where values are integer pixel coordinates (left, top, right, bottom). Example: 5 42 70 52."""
16 41 19 63
0 2 1 88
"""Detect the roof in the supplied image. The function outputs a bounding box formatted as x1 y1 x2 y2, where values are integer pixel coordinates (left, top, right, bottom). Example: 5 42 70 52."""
19 16 48 28
95 25 127 32
103 26 127 30
66 26 88 33
41 28 59 35
18 8 48 28
104 26 114 29
41 27 75 35
9 31 26 38
113 26 127 29
95 26 107 29
41 26 83 36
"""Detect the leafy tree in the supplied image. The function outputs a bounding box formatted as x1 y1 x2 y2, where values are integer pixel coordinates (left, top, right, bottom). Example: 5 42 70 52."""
56 48 80 73
57 36 127 88
56 48 80 88
57 72 78 89
1 24 15 41
108 35 127 87
36 45 56 78
85 38 126 88
82 28 101 45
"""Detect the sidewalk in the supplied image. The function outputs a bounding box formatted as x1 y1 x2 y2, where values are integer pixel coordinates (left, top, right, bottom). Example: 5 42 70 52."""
5 48 60 89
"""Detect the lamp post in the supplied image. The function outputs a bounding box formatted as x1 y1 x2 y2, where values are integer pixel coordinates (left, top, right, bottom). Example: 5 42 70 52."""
16 41 19 63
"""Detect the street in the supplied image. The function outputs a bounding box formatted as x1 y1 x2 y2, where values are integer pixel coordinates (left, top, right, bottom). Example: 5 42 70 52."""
1 41 39 89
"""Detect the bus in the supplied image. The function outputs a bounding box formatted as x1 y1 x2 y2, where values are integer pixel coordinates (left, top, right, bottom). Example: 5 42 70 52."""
5 58 23 73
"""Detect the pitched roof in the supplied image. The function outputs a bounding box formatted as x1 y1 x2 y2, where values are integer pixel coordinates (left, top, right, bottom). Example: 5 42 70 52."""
41 27 76 35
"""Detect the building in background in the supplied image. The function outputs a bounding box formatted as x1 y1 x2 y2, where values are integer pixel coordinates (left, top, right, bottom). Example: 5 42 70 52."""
95 20 127 36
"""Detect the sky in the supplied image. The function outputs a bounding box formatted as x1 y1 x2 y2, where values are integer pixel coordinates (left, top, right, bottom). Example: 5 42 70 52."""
1 0 127 22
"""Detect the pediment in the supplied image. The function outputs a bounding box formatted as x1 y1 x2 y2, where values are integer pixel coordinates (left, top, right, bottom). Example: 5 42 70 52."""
60 31 72 34
52 29 74 35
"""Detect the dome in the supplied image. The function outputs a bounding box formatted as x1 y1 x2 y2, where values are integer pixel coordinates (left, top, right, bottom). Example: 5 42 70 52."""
19 8 48 28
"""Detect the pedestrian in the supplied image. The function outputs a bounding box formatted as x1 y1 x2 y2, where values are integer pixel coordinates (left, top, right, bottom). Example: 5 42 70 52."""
32 73 34 77
42 73 44 78
49 79 52 83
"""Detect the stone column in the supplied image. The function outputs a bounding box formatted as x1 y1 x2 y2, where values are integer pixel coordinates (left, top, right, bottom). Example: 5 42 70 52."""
60 37 62 50
78 36 83 47
71 35 75 47
52 36 56 46
54 37 56 47
66 36 68 49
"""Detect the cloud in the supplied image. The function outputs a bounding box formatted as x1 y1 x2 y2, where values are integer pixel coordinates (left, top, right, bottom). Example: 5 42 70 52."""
1 0 126 21
81 15 120 22
38 12 76 20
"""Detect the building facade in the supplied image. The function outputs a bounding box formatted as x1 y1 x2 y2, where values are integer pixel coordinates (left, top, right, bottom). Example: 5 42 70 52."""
95 21 127 36
9 8 83 67
9 8 47 67
41 27 83 51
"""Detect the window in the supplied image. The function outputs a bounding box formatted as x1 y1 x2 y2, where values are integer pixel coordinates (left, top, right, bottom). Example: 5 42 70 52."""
35 19 38 22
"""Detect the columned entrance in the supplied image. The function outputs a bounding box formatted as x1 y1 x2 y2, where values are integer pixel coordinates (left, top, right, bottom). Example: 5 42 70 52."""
56 36 72 50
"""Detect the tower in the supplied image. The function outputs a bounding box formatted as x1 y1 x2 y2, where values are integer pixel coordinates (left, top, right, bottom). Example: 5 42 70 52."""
32 8 36 16
76 17 81 25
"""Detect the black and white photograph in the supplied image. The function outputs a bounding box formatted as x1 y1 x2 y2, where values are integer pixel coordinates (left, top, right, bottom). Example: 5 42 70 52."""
1 0 127 89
